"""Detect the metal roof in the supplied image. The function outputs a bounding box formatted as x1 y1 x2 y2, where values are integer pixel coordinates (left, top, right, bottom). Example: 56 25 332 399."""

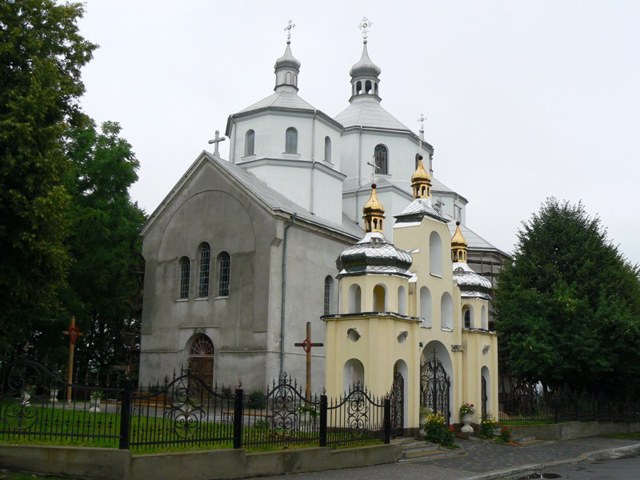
334 98 412 131
240 91 317 113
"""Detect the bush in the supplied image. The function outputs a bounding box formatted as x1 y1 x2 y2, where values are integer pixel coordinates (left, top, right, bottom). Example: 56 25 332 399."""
247 391 266 409
424 412 455 447
479 413 496 439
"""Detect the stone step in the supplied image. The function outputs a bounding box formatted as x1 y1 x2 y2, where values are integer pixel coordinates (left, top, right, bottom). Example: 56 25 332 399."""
396 439 455 460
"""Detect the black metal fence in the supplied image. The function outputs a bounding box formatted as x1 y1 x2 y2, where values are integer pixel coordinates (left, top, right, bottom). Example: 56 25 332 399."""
499 388 640 423
0 358 390 450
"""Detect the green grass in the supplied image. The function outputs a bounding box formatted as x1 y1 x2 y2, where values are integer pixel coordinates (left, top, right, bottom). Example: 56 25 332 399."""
607 432 640 440
499 419 554 426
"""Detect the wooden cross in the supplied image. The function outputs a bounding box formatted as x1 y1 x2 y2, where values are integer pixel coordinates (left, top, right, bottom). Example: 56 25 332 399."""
207 130 226 156
63 316 82 403
294 321 323 400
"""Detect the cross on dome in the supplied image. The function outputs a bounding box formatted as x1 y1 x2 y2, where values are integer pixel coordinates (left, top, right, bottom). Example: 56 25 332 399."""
284 19 295 44
358 17 372 43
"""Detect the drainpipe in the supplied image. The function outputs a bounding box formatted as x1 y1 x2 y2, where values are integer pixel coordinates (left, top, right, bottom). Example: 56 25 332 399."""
310 110 317 213
354 126 364 225
279 213 297 376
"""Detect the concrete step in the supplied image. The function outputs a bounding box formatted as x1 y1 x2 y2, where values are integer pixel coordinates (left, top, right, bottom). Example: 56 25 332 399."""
395 438 459 460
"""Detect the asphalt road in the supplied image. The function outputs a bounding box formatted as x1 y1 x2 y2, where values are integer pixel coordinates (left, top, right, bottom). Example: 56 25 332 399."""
544 451 640 480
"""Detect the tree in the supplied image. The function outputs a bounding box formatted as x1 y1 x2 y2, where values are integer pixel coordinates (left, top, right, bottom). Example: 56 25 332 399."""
496 198 640 398
0 1 96 358
62 114 146 380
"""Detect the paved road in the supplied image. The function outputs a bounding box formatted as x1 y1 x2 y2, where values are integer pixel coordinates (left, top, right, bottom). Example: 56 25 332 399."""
256 437 640 480
546 450 640 480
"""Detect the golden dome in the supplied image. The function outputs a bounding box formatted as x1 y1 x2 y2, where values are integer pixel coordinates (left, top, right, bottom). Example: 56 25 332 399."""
411 154 432 199
363 183 385 232
451 221 468 263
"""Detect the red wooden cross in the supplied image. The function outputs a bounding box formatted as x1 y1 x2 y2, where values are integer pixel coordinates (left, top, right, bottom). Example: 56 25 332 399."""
294 322 323 399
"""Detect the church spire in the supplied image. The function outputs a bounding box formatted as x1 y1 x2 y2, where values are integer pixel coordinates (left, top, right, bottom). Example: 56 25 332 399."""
411 154 432 199
363 183 385 233
451 221 468 263
349 17 382 101
274 20 301 92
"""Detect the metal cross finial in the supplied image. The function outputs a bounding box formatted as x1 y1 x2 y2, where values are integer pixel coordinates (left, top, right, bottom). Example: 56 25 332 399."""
208 130 226 156
284 19 296 43
366 159 379 184
418 113 426 142
358 17 372 43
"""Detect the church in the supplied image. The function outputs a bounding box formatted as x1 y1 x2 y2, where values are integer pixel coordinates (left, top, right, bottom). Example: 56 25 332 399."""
138 19 506 426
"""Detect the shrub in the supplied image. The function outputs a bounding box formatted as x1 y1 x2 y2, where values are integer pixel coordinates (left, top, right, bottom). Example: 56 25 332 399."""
479 413 496 439
247 391 266 409
424 412 455 447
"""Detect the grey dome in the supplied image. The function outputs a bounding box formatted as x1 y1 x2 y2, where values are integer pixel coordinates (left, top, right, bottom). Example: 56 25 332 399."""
349 43 381 78
274 43 301 71
453 262 492 300
337 232 412 278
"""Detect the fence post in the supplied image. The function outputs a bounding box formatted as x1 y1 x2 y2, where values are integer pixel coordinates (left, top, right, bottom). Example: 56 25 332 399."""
233 388 244 449
319 394 327 447
118 378 133 450
383 397 391 444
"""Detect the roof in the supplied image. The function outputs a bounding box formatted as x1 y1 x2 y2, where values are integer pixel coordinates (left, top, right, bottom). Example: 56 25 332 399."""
239 91 317 113
447 222 508 256
334 97 412 131
143 151 364 241
395 198 448 223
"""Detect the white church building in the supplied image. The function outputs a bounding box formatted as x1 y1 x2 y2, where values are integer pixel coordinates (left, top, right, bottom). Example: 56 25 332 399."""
139 21 507 425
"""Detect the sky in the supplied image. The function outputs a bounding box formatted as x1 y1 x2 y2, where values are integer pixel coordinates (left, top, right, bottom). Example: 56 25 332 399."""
77 0 640 266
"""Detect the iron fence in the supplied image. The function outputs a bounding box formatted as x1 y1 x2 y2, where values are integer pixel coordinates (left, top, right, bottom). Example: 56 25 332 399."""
1 358 391 451
499 388 640 423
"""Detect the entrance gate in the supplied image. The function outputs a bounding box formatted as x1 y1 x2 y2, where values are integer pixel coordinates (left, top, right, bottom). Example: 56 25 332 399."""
188 334 214 390
390 369 404 435
420 355 451 424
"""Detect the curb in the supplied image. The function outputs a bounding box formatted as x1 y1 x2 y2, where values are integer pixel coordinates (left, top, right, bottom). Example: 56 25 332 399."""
465 442 640 480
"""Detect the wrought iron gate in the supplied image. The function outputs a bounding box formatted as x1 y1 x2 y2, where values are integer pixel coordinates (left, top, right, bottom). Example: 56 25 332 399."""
420 355 451 424
481 375 488 418
390 369 404 435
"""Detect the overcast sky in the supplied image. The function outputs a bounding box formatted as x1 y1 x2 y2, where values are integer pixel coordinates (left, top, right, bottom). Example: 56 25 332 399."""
77 0 640 266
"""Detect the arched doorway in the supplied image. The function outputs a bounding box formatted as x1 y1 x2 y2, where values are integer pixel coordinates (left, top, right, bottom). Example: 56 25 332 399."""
187 333 214 390
390 360 407 436
420 342 453 424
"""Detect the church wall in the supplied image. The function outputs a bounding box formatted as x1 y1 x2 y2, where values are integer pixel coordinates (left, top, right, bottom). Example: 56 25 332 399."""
339 128 432 191
274 225 353 393
139 159 279 390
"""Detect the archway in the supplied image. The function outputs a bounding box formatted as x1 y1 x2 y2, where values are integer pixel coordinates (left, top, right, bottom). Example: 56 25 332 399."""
391 360 408 436
420 341 453 424
187 333 215 389
481 366 490 417
343 358 365 391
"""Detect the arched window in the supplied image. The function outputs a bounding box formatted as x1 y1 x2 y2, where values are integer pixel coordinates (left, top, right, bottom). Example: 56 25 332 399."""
429 231 443 276
285 127 298 154
356 81 362 94
324 136 332 163
323 276 334 315
441 292 453 330
420 286 432 327
373 284 386 312
374 144 388 174
217 252 230 297
197 243 211 298
398 286 406 315
244 129 255 156
348 284 361 313
365 80 372 93
463 306 472 329
481 366 490 417
178 256 190 299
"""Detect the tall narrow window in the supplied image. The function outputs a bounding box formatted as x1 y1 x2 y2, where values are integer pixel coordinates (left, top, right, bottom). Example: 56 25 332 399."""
374 144 388 174
285 127 298 154
178 257 190 300
429 231 443 276
217 252 230 297
245 129 255 156
324 276 334 315
324 136 332 163
197 243 210 298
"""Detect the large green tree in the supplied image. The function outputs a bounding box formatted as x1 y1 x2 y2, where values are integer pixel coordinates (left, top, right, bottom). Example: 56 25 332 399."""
0 0 96 358
62 114 146 380
496 199 640 398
